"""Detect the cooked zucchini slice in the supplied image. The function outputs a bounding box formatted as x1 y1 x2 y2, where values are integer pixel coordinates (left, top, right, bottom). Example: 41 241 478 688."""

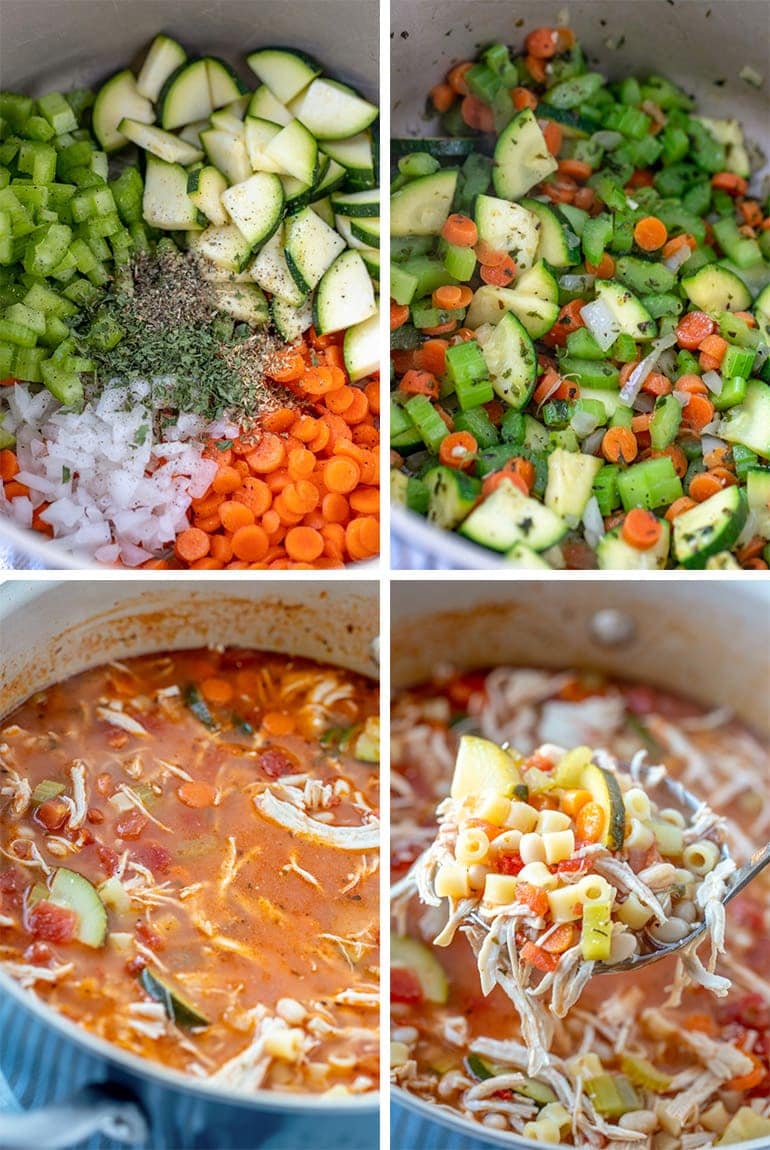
140 967 210 1028
391 934 449 1004
580 764 626 850
450 734 522 800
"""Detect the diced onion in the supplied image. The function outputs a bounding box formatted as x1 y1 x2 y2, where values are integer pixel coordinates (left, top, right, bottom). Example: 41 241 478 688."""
664 246 692 273
672 390 690 407
559 274 595 293
582 428 606 456
702 370 724 395
582 496 606 547
754 343 769 369
701 434 728 458
618 332 678 404
592 130 623 150
580 298 622 352
632 393 655 413
570 409 600 438
700 418 723 436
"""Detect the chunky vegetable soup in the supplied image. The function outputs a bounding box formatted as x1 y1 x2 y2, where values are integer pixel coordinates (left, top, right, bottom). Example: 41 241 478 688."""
391 668 770 1146
1 647 380 1095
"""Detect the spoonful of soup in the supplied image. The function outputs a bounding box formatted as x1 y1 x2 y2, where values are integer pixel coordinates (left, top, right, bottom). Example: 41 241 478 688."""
395 735 769 1067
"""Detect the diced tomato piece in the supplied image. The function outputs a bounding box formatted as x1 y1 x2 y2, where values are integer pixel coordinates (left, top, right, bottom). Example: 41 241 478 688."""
28 900 77 944
541 923 578 954
391 966 424 1004
446 672 487 710
135 920 164 951
257 747 300 779
520 940 559 973
718 993 770 1031
115 809 148 840
525 751 556 772
96 844 120 875
23 941 54 965
516 883 549 918
135 841 172 875
497 853 525 876
557 858 588 877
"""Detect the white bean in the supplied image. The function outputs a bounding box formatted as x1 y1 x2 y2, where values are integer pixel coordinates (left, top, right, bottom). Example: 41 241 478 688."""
619 1109 658 1134
392 1026 418 1044
648 915 692 944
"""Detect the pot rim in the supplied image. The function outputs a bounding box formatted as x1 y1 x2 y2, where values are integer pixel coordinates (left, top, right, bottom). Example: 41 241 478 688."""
0 580 380 1113
392 1084 770 1150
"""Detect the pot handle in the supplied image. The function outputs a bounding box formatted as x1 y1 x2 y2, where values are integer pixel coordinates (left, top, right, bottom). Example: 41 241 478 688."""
0 1083 149 1150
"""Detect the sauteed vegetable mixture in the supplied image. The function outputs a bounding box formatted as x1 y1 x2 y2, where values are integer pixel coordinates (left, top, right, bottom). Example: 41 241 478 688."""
391 667 770 1145
390 27 770 569
0 37 380 567
1 648 380 1094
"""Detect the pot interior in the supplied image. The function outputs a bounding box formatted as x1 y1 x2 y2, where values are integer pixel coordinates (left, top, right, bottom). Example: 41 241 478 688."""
391 580 770 735
0 580 379 717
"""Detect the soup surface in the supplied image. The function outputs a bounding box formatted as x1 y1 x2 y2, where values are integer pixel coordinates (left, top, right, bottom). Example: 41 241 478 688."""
0 647 379 1095
391 667 770 1146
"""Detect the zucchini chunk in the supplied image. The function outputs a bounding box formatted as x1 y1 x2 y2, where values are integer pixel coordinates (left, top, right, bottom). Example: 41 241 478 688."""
92 70 154 153
672 486 748 568
450 734 522 800
391 170 458 238
49 868 107 948
391 934 449 1004
460 478 567 552
493 108 558 201
580 764 625 850
140 967 210 1028
246 47 321 104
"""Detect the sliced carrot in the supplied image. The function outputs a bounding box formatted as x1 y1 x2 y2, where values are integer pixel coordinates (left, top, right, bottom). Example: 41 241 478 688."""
447 61 473 95
676 311 715 349
575 801 606 843
261 711 296 736
512 87 538 111
269 350 306 383
482 469 528 499
633 216 668 251
415 338 449 376
246 433 286 474
585 252 615 278
601 426 638 464
641 372 672 396
557 158 593 182
212 465 242 495
260 406 297 433
542 119 562 157
682 394 715 431
661 233 696 259
697 333 728 364
480 257 516 286
525 27 559 58
650 444 688 479
438 430 477 470
524 54 547 83
429 82 455 113
390 301 410 330
540 299 586 348
441 213 478 246
622 508 662 550
177 781 217 809
0 449 18 481
231 524 269 561
726 1052 767 1092
433 283 464 309
689 472 723 502
174 528 210 563
324 456 360 494
541 923 578 955
349 487 379 515
200 677 233 705
711 171 748 196
285 525 324 562
665 496 697 521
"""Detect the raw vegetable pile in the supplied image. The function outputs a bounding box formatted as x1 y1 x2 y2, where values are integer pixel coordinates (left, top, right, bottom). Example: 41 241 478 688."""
0 36 380 567
390 26 770 570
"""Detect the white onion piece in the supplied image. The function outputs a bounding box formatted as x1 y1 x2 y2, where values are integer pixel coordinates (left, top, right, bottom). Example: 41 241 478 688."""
618 332 678 404
582 428 606 455
672 390 690 407
570 409 599 438
701 434 728 458
254 789 379 851
537 374 563 405
580 298 622 352
702 370 724 395
632 392 655 413
754 343 769 368
627 198 639 210
699 418 723 436
559 274 595 293
592 130 623 149
582 496 606 547
657 348 678 376
664 246 692 273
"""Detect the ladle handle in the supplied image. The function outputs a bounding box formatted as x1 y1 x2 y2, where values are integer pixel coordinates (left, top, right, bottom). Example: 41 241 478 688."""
725 841 770 904
0 1084 148 1150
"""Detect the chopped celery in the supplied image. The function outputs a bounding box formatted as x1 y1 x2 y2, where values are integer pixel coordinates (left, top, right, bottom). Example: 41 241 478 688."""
584 1074 641 1118
620 1054 673 1092
580 902 612 961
